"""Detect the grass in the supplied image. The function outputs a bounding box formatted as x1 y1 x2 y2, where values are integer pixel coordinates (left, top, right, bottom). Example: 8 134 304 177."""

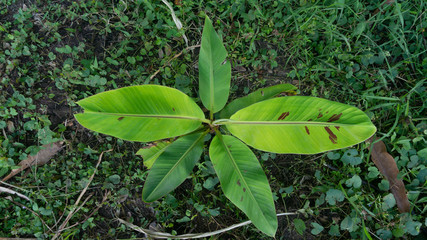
0 0 426 239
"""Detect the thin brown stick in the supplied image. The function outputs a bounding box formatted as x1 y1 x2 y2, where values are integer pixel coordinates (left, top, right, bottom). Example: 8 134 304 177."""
51 149 112 240
118 212 297 239
62 190 111 231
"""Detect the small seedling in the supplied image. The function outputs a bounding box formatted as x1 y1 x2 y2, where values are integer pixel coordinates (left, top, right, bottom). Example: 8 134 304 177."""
75 16 376 236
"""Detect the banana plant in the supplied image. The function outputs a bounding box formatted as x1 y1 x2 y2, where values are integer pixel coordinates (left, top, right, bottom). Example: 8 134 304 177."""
74 16 376 237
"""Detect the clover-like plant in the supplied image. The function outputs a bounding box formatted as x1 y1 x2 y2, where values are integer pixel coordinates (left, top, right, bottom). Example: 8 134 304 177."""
75 16 376 236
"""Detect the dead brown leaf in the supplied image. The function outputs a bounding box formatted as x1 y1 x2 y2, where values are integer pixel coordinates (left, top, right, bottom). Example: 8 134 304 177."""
370 140 410 213
2 141 64 182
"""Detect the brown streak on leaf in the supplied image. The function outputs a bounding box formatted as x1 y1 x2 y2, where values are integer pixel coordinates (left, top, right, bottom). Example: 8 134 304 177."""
240 196 243 201
324 127 337 144
237 179 241 187
278 112 290 120
2 141 64 182
317 113 323 118
172 108 175 112
335 126 340 131
371 140 410 213
118 117 124 121
305 126 310 135
328 113 342 122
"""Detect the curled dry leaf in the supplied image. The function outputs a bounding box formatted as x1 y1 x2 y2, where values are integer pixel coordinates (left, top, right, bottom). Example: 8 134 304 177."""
2 141 64 182
370 140 410 213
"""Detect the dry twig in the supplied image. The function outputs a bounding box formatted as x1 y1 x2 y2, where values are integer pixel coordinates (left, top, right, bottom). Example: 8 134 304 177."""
51 149 112 240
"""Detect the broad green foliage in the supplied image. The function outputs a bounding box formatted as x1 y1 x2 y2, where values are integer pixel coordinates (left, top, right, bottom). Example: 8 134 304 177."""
75 85 205 142
198 16 231 113
219 83 297 119
209 134 277 236
136 141 172 169
226 97 376 154
142 131 206 202
74 16 376 237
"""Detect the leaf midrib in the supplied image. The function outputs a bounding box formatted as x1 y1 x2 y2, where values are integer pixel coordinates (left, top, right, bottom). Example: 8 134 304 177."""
220 120 373 126
218 134 270 224
83 111 205 121
206 32 215 113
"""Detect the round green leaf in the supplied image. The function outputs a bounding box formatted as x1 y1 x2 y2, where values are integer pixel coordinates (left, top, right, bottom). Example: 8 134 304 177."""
75 85 205 142
225 96 376 154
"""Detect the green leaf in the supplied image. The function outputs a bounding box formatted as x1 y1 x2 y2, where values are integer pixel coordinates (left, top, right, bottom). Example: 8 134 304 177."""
367 166 380 179
311 222 324 235
405 220 422 236
378 179 389 191
225 96 376 154
328 224 340 236
293 218 306 235
341 149 362 166
209 134 277 236
345 175 362 188
340 215 359 232
142 131 205 202
75 85 205 142
219 84 297 119
198 16 231 113
108 175 120 184
176 216 191 223
203 176 219 190
136 141 172 169
376 229 392 240
392 227 405 237
382 193 396 211
325 189 345 205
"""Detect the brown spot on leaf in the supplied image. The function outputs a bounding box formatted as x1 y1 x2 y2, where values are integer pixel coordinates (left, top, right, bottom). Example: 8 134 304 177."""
172 108 175 112
335 126 341 131
305 126 310 135
237 179 241 187
118 117 124 121
325 127 338 144
278 112 290 120
328 113 342 122
243 188 246 192
317 112 323 119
